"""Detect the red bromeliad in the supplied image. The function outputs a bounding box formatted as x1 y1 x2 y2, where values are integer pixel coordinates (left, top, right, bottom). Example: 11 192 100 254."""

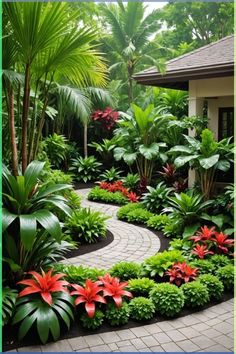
71 279 106 318
189 225 216 243
166 262 198 286
159 163 177 183
17 270 69 306
192 244 214 259
211 232 234 254
99 181 110 190
98 180 138 202
98 274 133 307
127 191 139 203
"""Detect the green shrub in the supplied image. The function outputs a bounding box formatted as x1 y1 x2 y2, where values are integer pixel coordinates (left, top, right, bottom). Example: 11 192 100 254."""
88 187 127 205
54 264 105 284
129 297 155 321
80 310 104 330
105 302 130 326
141 182 172 213
209 254 232 271
189 259 215 275
117 203 144 220
142 250 185 278
100 167 123 182
198 274 224 300
2 287 18 325
122 173 140 191
43 133 69 168
162 220 183 238
110 262 141 280
150 283 184 317
181 281 210 308
65 208 108 243
128 278 156 296
64 190 81 210
41 169 73 188
70 156 102 183
146 214 171 230
126 209 154 224
215 265 234 291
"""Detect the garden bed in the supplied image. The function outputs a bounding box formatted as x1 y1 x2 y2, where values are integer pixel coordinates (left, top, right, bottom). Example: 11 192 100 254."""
3 291 233 351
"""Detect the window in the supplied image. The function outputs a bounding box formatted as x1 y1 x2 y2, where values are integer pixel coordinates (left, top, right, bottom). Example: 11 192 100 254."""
218 107 234 140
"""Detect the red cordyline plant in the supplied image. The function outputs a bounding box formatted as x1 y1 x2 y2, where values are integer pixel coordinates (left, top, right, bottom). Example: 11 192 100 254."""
165 262 198 286
98 274 133 307
71 279 106 318
159 163 177 183
172 178 188 193
17 269 69 306
92 107 118 130
211 232 234 254
189 225 216 243
192 244 214 259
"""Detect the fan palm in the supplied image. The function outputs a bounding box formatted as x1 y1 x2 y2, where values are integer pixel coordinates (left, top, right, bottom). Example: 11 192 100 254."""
100 2 165 104
4 2 107 171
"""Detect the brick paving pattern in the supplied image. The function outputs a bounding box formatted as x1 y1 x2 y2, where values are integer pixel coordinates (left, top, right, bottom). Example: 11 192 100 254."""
10 188 234 352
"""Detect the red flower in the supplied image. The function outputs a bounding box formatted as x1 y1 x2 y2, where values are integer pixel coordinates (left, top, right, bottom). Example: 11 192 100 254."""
99 181 110 190
127 192 139 203
212 232 234 254
17 269 69 306
166 262 198 286
190 226 216 243
192 244 214 259
99 274 133 307
71 279 106 318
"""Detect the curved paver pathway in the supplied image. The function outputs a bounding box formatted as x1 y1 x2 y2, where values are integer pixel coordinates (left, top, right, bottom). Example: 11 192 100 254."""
11 188 234 353
61 188 161 269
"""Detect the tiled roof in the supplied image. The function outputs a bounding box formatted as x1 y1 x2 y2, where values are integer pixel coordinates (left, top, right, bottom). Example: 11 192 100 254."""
134 35 234 89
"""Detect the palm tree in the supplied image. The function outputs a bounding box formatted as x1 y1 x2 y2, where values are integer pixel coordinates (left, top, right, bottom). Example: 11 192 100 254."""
100 2 165 105
4 2 107 171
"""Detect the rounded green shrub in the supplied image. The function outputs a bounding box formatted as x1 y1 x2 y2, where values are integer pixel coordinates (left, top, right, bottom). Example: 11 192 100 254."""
209 254 232 271
110 262 141 281
198 274 224 300
88 187 127 205
105 302 130 326
126 209 154 224
150 283 184 317
129 297 155 321
117 203 144 221
146 214 171 230
65 208 109 243
80 310 104 329
215 265 234 291
181 281 210 308
189 259 215 275
128 278 156 296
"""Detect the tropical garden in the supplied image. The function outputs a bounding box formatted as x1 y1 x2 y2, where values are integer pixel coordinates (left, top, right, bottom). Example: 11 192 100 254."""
2 1 234 349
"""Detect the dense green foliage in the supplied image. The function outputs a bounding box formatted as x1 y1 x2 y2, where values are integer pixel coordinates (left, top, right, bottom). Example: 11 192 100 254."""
129 297 155 321
128 278 156 297
117 203 144 220
105 302 130 326
110 262 141 280
215 265 234 291
181 281 210 308
80 310 104 329
198 274 224 300
88 186 127 205
126 208 153 224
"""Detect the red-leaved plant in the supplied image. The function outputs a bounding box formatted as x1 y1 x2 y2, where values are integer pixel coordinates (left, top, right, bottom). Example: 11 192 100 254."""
211 232 234 254
98 181 139 203
165 262 198 286
192 244 214 259
17 269 69 306
159 163 177 183
189 225 216 243
92 108 118 130
98 274 133 307
71 279 106 318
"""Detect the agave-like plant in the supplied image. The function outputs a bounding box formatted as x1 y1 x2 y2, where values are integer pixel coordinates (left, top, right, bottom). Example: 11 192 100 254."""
2 160 72 251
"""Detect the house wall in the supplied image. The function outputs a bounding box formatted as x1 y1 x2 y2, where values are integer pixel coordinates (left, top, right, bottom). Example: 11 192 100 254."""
188 76 234 186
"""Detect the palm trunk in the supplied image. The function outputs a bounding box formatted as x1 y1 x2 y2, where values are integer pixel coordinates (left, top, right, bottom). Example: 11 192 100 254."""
8 86 19 176
32 96 48 160
84 122 88 158
127 64 134 105
21 62 31 172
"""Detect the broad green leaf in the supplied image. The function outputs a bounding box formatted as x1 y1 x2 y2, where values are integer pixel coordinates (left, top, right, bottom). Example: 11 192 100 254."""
123 152 137 165
35 209 61 241
212 214 225 229
215 159 231 172
174 155 199 168
183 135 201 150
53 304 71 329
113 147 126 161
169 145 193 154
183 224 200 239
48 309 60 341
199 154 219 169
12 302 37 324
2 208 17 232
139 143 159 160
2 257 21 272
37 307 50 344
35 184 71 199
18 310 38 340
20 214 37 250
24 161 45 196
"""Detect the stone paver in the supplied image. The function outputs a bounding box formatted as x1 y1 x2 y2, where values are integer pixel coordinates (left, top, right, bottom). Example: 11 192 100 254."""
13 189 234 353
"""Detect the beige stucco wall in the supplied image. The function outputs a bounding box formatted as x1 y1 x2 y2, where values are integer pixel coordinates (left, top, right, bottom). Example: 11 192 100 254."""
188 75 234 186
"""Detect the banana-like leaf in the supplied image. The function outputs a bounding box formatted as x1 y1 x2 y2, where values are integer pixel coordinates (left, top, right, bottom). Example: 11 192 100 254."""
139 143 159 160
199 154 219 169
35 209 61 241
20 214 37 250
174 155 199 168
24 160 45 196
2 208 17 232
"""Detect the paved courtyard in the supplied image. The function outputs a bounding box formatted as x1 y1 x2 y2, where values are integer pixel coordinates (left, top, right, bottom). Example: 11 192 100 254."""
10 188 234 353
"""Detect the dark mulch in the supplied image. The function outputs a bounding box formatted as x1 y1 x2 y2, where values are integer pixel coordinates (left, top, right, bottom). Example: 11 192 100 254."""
73 182 96 190
63 230 114 259
3 291 233 351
